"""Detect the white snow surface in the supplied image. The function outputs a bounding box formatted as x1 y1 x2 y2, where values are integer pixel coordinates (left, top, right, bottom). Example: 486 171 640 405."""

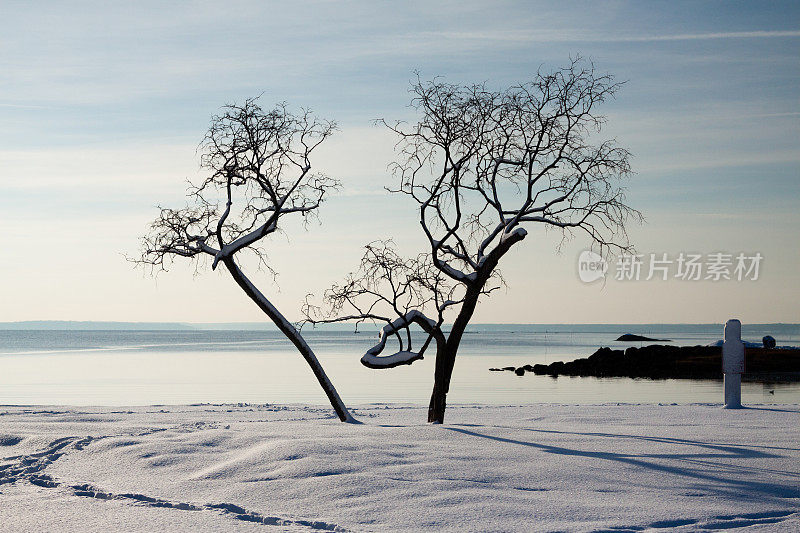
1 403 798 532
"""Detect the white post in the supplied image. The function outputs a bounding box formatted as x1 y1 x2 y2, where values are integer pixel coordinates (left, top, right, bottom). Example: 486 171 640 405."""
722 319 745 409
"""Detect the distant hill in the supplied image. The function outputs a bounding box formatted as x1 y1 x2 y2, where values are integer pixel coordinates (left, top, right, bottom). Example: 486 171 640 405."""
0 321 283 331
0 321 199 331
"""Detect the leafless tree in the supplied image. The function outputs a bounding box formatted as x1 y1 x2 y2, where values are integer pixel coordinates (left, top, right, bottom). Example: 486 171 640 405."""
137 98 354 422
305 59 640 423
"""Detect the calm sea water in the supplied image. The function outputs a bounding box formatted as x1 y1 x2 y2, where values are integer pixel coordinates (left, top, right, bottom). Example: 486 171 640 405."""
1 324 798 406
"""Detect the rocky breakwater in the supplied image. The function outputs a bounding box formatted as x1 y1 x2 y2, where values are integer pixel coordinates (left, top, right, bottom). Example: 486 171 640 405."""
491 344 800 381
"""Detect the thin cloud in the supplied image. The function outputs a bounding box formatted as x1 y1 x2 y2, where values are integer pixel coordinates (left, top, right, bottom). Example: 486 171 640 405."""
611 30 800 42
0 103 50 109
427 29 800 44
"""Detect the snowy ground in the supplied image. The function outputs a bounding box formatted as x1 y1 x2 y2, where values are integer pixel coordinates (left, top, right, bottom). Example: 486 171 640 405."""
0 404 798 532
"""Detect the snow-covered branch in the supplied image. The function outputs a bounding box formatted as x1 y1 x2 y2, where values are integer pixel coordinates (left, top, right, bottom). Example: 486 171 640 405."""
381 59 638 278
361 310 438 369
136 97 354 423
137 98 339 272
303 241 452 362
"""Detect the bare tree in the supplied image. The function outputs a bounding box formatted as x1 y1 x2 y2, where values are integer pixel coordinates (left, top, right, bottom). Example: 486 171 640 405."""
305 59 640 423
138 98 354 422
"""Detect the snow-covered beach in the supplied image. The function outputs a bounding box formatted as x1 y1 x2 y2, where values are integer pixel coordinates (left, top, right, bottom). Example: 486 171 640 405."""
1 403 798 532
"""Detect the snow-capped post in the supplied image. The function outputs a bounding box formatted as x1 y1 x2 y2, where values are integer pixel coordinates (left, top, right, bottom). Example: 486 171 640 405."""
722 319 745 409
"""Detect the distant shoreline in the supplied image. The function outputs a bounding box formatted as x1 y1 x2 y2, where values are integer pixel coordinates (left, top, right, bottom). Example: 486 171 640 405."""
2 320 799 331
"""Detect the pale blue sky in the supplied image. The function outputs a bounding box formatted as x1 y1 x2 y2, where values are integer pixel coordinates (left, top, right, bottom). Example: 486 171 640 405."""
1 1 798 323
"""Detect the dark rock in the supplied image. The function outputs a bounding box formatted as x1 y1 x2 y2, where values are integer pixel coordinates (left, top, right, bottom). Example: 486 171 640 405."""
532 364 549 374
514 367 526 376
616 334 671 342
763 336 776 349
525 344 800 381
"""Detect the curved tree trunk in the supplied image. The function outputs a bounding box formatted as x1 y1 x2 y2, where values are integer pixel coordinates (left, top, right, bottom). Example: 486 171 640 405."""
223 258 355 423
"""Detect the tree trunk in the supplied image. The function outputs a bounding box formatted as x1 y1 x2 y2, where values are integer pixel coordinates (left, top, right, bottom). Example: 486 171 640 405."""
427 289 482 424
223 258 355 423
427 345 454 423
426 232 527 423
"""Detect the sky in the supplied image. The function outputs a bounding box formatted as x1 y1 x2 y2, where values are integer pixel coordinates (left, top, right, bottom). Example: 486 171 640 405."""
1 1 798 324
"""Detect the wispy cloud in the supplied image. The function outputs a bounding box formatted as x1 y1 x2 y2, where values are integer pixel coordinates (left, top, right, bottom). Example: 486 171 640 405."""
608 30 800 42
0 103 51 109
427 29 800 44
1 2 798 322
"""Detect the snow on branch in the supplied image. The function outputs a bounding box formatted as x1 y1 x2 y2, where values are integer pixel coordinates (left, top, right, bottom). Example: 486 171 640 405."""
302 241 453 364
380 57 640 276
361 310 438 369
136 97 339 273
137 205 219 271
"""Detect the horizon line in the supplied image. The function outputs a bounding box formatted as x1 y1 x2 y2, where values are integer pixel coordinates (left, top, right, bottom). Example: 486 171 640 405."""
2 320 798 328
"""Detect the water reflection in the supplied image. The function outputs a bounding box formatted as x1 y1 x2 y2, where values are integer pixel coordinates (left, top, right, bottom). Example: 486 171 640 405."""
0 348 797 406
